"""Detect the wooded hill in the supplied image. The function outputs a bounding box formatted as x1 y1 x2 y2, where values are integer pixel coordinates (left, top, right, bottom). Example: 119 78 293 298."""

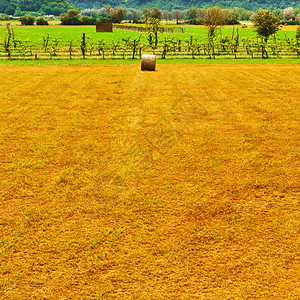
0 0 73 15
70 0 299 12
0 0 298 16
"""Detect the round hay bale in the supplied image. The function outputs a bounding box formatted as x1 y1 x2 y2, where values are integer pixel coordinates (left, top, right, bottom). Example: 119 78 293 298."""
141 54 156 71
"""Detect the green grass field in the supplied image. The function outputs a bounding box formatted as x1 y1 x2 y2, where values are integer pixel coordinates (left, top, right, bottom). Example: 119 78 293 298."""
0 23 298 45
0 23 299 62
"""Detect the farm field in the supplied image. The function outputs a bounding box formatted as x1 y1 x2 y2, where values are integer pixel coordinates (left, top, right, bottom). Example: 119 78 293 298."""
0 64 299 299
0 24 297 44
1 22 299 62
1 24 299 61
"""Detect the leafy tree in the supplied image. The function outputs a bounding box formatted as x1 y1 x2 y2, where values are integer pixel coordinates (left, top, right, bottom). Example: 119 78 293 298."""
19 15 36 25
173 10 181 24
226 8 240 25
163 10 169 22
60 9 81 25
142 8 150 21
66 9 78 19
60 9 98 25
186 7 199 20
240 9 252 21
104 5 111 17
150 7 162 20
163 10 173 23
283 7 294 21
80 8 106 18
203 7 229 37
252 9 280 42
108 7 127 23
273 9 283 20
132 11 138 23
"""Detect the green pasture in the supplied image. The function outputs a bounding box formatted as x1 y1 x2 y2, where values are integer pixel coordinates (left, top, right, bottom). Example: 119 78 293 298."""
0 24 298 45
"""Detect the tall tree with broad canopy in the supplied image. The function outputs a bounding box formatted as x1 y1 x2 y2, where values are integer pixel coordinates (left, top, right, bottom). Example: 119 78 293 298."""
150 7 162 20
251 9 280 42
203 7 229 37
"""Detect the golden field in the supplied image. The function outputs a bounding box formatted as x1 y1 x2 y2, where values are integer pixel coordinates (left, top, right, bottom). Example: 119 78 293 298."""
0 64 299 299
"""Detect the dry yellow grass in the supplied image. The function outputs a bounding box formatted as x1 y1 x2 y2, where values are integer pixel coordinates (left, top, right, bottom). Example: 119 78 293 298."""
0 64 299 299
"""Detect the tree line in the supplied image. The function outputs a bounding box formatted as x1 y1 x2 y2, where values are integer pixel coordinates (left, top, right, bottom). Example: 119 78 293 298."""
1 4 299 25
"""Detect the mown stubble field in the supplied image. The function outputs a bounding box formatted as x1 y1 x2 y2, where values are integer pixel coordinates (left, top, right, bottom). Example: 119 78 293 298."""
0 64 299 299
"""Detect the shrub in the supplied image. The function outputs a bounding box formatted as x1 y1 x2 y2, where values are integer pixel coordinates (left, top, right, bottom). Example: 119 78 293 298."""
226 19 240 25
80 16 97 25
186 18 204 25
280 20 299 25
0 14 10 21
19 15 36 25
97 17 112 23
36 17 49 25
60 10 99 25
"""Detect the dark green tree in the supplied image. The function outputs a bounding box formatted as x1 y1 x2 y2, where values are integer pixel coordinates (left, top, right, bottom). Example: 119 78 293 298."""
19 15 36 25
60 9 81 25
36 17 49 25
186 7 199 20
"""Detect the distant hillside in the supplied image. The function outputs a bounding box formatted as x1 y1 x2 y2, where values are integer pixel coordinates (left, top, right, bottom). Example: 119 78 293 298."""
0 0 73 15
1 0 298 16
69 0 299 11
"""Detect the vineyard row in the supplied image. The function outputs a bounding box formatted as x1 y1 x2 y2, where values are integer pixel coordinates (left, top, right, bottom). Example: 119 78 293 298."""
2 32 299 60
